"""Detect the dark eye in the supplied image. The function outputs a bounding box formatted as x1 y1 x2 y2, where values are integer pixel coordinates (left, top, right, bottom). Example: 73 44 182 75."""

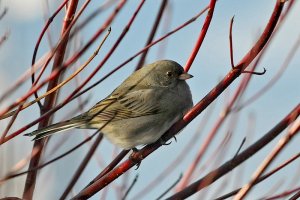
166 71 173 77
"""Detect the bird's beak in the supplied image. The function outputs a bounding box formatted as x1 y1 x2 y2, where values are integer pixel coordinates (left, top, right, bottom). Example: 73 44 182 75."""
178 72 193 80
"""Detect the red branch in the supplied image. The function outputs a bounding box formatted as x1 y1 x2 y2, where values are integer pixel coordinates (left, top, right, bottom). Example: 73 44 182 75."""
263 186 300 200
63 0 127 67
0 0 91 120
167 103 300 199
31 0 70 108
22 1 79 199
59 133 103 200
84 150 129 188
184 0 216 72
0 131 97 184
176 36 265 191
0 0 139 145
70 0 285 199
135 0 168 70
215 152 300 200
0 0 126 118
31 0 69 67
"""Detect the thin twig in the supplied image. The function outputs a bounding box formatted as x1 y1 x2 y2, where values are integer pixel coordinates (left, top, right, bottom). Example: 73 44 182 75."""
234 137 246 157
33 0 90 86
242 68 266 75
69 0 116 39
177 0 285 190
31 0 70 109
156 174 183 200
135 0 168 70
167 104 299 199
59 133 103 200
184 0 217 72
235 33 300 111
0 0 125 110
121 175 139 200
229 16 235 69
0 0 131 144
263 186 300 200
63 0 127 68
85 150 129 188
58 110 118 200
0 28 110 121
68 3 211 107
71 1 286 198
0 0 7 21
0 132 98 184
0 0 209 143
0 53 50 105
214 152 300 199
233 118 300 199
0 30 9 47
131 103 216 199
288 189 300 200
22 1 80 199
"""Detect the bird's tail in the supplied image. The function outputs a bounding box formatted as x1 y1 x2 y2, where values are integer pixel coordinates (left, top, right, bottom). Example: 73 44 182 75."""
24 119 87 140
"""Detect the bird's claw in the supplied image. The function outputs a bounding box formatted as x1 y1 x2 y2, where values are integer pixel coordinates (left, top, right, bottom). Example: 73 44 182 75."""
173 136 177 142
130 148 142 170
159 136 177 145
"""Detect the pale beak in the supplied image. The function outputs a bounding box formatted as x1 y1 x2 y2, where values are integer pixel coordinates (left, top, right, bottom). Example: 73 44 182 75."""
178 72 193 80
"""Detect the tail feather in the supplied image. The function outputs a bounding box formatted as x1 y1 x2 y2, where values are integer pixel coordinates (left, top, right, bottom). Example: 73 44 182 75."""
24 119 86 140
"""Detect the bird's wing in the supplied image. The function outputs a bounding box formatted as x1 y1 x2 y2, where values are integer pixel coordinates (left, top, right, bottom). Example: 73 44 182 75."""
87 88 162 122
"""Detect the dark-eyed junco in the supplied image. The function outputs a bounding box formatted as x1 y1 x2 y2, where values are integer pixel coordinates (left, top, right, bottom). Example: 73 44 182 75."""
25 60 193 149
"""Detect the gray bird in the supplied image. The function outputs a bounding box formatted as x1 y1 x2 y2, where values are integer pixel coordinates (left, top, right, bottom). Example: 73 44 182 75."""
25 60 193 149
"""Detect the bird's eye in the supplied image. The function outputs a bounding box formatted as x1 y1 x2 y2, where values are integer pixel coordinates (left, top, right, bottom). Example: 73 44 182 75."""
166 71 172 77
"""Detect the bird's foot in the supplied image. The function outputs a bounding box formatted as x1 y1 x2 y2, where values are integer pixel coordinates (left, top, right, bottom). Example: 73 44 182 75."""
173 136 177 142
159 138 171 145
159 136 177 146
130 148 143 170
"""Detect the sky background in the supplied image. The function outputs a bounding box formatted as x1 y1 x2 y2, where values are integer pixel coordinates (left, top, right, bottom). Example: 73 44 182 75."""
0 0 300 199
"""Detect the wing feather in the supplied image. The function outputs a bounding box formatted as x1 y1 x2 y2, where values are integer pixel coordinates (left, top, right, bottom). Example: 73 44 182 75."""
87 89 162 122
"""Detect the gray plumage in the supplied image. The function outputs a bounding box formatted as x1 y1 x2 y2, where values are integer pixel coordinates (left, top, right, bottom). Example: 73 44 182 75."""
25 60 193 149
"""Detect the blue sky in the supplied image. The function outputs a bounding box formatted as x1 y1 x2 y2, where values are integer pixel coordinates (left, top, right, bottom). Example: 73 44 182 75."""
1 0 300 199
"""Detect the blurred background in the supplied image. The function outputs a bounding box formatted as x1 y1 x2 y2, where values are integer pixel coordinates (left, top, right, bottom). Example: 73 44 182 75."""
0 0 299 199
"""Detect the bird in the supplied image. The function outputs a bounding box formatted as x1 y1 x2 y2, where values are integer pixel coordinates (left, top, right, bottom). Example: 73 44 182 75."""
25 60 193 150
